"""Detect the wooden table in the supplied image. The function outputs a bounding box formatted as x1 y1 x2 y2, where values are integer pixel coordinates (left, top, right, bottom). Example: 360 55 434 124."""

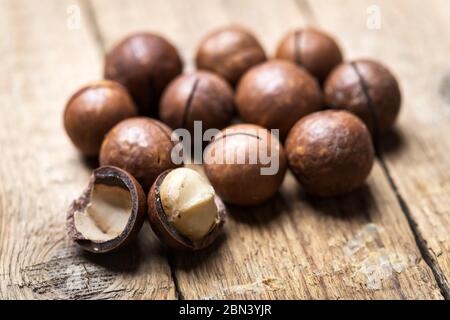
1 0 449 300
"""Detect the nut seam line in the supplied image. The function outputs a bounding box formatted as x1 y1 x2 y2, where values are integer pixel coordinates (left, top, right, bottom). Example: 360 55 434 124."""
295 30 303 66
67 0 449 300
182 77 200 128
351 64 449 299
350 61 380 150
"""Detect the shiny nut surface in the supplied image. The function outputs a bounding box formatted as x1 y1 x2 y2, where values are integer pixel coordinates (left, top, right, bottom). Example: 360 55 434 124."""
204 124 287 206
64 80 138 157
159 71 234 135
236 60 322 140
105 33 183 117
99 117 181 191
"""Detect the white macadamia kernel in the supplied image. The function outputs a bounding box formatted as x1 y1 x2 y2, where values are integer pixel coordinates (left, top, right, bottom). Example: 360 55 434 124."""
160 168 218 240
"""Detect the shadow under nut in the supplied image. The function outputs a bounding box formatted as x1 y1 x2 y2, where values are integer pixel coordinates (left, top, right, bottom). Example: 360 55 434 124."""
196 26 266 86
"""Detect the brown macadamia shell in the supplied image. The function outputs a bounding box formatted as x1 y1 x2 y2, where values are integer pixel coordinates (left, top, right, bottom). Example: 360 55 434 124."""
148 169 226 251
196 26 266 86
324 59 401 136
104 33 183 117
64 80 138 157
203 124 287 206
99 117 181 191
67 166 146 253
159 71 234 135
285 110 375 197
236 60 322 140
276 28 343 83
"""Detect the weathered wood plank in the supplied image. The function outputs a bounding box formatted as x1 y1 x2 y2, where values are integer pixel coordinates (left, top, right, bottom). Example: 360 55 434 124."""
306 0 450 298
0 0 175 299
90 0 442 299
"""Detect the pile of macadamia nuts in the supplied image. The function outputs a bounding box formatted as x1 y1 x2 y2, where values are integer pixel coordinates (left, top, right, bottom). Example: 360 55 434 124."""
64 26 401 253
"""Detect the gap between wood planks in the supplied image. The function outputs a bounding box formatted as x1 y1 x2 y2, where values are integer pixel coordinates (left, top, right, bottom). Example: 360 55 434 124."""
80 0 448 300
79 0 185 300
293 0 449 299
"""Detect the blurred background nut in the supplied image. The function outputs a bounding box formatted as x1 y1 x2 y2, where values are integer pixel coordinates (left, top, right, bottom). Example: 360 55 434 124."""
104 32 183 117
196 25 266 86
276 28 343 83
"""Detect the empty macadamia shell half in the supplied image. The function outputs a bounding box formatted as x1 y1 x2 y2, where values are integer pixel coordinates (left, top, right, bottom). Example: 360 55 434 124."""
67 166 146 253
148 168 226 251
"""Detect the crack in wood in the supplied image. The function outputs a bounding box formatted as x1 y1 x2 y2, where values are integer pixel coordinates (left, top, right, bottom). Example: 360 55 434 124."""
377 158 450 299
167 250 184 300
79 0 106 57
439 72 450 105
22 246 116 299
293 0 318 24
297 0 449 300
21 245 139 299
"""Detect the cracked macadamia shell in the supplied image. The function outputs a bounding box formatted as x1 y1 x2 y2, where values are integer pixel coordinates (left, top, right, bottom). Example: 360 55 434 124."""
148 168 226 251
159 71 234 135
104 33 183 117
285 110 374 196
64 80 138 157
99 117 181 191
324 59 401 135
67 166 146 253
276 28 343 83
236 60 322 140
196 26 266 86
203 124 287 206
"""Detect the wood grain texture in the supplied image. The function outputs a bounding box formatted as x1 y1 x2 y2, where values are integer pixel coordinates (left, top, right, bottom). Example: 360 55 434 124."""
0 0 175 299
88 0 442 299
0 0 447 300
306 0 450 298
